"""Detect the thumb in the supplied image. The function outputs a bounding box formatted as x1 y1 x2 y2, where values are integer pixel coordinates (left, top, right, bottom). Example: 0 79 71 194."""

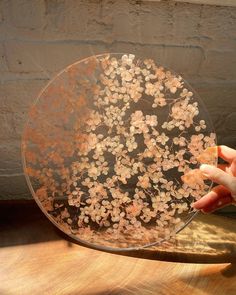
200 164 236 198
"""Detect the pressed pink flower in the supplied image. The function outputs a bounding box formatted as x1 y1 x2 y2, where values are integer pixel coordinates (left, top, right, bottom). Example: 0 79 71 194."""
130 110 149 133
137 174 151 189
144 59 155 69
145 115 158 127
126 201 142 217
156 132 169 145
114 163 132 184
180 88 193 98
68 188 84 207
197 146 217 165
131 110 143 123
153 92 166 108
165 72 183 93
85 111 101 130
181 169 206 188
155 66 166 80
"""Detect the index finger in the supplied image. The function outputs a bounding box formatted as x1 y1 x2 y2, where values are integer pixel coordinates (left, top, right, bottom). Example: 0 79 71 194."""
218 145 236 164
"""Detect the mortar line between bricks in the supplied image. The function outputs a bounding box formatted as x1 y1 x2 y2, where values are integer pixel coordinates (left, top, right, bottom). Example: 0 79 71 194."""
0 193 31 199
0 77 49 82
2 38 205 51
0 169 23 173
0 173 24 177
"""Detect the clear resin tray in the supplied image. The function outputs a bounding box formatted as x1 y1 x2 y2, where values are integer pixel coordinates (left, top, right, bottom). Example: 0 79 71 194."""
22 53 217 250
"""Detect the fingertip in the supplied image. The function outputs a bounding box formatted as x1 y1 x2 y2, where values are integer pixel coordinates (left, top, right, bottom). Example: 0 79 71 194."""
199 164 209 170
199 164 214 175
201 208 211 214
191 201 202 210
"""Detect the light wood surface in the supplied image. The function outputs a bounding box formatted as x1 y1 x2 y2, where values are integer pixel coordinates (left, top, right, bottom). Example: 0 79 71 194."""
0 202 236 295
1 241 236 295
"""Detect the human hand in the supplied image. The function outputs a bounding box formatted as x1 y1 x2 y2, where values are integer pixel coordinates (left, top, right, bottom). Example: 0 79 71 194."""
192 145 236 213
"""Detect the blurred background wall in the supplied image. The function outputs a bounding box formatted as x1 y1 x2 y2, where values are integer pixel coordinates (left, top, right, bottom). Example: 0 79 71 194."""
0 0 236 200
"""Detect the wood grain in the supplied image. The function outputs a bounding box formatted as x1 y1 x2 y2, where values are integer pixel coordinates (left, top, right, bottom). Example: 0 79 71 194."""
0 202 236 294
1 241 236 294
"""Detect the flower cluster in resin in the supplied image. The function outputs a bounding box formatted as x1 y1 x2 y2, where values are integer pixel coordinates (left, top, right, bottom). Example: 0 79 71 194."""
23 54 217 249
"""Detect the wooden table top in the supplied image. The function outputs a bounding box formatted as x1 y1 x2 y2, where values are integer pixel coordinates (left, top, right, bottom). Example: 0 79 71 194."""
0 201 236 294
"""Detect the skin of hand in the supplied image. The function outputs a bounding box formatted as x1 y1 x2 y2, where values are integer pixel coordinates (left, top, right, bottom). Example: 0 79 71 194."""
192 145 236 213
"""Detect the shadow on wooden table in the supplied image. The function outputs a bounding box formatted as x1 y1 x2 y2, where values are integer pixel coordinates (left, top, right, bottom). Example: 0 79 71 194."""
179 263 236 295
1 200 236 264
0 200 60 247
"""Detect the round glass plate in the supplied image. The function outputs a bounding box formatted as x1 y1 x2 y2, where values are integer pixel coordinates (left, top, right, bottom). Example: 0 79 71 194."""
22 53 217 251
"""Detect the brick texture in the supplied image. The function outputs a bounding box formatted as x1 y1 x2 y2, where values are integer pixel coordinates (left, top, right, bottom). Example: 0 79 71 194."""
5 41 107 74
0 43 8 71
9 0 45 29
5 41 204 78
225 112 236 131
199 50 236 80
0 0 236 200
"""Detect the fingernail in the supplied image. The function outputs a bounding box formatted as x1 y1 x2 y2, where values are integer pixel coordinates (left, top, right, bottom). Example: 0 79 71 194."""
199 164 213 177
201 209 208 214
191 202 201 210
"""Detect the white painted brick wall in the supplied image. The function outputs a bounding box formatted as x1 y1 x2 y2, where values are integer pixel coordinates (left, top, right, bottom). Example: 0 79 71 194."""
0 0 236 200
